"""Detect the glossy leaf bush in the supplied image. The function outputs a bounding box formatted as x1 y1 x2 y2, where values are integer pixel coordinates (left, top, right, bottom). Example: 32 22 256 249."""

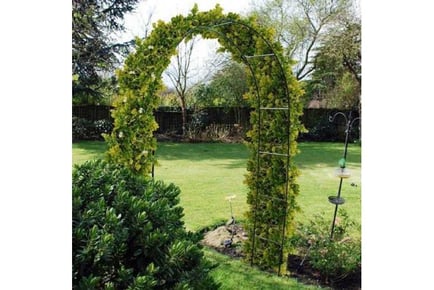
72 159 219 289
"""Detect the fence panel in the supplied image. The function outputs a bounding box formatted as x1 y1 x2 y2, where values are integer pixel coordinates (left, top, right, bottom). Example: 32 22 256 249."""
72 106 360 142
72 105 113 121
154 110 183 134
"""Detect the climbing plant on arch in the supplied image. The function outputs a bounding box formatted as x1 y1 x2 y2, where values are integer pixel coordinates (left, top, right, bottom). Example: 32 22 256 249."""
104 5 305 272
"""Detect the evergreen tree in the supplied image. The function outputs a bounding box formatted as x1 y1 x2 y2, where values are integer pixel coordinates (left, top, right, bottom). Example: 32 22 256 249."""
72 0 140 104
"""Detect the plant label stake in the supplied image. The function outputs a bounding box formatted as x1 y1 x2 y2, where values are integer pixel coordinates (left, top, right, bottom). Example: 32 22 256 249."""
225 195 236 247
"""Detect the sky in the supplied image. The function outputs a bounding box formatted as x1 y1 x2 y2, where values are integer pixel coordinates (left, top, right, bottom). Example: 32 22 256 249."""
120 0 252 40
115 0 253 87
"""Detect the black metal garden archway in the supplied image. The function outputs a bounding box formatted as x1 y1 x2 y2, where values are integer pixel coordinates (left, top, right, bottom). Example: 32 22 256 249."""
105 5 305 274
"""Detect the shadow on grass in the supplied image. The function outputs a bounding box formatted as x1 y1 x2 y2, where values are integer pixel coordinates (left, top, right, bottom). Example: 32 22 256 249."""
156 141 361 172
295 142 361 169
156 142 250 169
72 141 361 171
72 140 107 152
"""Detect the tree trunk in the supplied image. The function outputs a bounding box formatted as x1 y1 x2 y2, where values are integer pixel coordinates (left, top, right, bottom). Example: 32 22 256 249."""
181 98 187 137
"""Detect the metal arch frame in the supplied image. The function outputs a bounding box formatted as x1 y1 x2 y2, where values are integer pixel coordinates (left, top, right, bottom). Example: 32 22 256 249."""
158 19 292 275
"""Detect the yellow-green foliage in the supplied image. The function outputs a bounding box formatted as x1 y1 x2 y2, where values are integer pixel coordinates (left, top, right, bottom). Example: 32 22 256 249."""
242 40 305 270
105 4 305 270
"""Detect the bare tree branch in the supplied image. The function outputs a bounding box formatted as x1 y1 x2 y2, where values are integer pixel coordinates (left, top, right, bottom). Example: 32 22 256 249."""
251 0 353 81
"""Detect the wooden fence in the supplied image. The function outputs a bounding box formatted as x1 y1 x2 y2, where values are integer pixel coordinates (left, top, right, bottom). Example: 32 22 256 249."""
72 105 360 141
73 105 113 121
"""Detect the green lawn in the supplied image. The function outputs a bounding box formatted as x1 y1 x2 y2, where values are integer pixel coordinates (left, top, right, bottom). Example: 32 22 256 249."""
71 140 108 165
72 140 360 289
72 141 361 232
294 142 361 235
204 248 324 290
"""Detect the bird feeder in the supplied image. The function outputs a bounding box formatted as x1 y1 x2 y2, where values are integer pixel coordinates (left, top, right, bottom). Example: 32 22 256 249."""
328 112 360 239
335 167 351 178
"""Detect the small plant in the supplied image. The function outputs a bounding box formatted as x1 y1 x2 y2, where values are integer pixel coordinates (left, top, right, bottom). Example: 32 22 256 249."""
73 159 219 289
186 109 208 140
289 209 361 283
94 119 113 135
205 124 232 141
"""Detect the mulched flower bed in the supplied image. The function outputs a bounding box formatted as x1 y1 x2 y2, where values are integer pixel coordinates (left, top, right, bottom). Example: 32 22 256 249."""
287 254 361 290
202 224 361 290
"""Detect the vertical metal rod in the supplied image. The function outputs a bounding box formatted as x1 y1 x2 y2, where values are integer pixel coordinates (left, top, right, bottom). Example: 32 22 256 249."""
251 86 262 267
330 177 344 239
229 199 234 222
229 199 235 241
342 111 352 160
278 90 291 276
151 150 155 179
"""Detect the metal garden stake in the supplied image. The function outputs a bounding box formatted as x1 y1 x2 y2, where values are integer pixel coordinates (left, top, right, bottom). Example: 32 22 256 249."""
328 111 360 240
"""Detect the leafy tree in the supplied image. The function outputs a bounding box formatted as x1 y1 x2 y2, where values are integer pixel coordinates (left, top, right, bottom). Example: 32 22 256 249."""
191 60 248 101
72 0 140 104
191 60 249 125
157 88 180 107
73 75 118 105
190 83 214 108
208 61 249 108
305 17 361 110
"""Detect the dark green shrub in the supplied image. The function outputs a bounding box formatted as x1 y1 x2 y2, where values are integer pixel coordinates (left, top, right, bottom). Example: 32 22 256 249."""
73 118 114 141
297 109 360 142
72 117 93 141
73 159 219 289
289 209 361 282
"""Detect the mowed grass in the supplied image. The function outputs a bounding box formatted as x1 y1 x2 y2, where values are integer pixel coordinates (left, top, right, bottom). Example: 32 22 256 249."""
294 142 361 234
72 141 107 165
204 248 324 290
72 140 359 290
154 142 250 230
72 141 361 232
